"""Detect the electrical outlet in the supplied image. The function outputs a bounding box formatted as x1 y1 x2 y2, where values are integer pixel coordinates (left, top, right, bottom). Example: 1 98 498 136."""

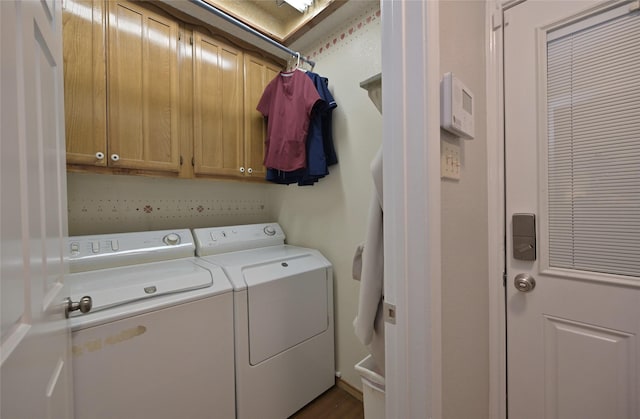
441 141 461 180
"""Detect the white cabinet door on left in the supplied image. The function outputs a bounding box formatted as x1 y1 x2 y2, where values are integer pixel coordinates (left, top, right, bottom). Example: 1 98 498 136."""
1 0 73 418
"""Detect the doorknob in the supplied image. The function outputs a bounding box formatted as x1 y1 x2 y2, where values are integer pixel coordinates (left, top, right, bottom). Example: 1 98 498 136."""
64 296 92 318
514 273 536 292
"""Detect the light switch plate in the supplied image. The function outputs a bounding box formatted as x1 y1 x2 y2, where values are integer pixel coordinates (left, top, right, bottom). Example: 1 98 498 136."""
441 141 461 180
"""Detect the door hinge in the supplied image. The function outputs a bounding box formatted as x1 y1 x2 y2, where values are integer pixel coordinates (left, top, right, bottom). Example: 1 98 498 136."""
383 301 396 325
180 155 183 166
191 157 195 167
190 36 193 45
491 9 502 31
502 272 507 288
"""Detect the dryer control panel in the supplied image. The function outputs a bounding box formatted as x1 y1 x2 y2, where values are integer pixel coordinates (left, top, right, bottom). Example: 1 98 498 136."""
193 223 285 256
68 229 195 273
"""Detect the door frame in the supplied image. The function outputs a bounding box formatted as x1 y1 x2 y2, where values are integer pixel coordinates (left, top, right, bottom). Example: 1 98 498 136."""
382 1 442 418
486 1 511 419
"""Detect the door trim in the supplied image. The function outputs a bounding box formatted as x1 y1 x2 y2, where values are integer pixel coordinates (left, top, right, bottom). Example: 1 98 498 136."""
486 1 507 419
382 1 442 418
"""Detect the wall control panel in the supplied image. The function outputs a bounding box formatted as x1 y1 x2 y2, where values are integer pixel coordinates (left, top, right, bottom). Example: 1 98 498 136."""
440 72 475 139
441 141 461 180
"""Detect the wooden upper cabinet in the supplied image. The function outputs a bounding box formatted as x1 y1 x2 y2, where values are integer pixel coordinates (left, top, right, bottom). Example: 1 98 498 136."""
63 0 107 166
107 0 180 172
62 0 284 181
244 54 280 179
193 32 244 177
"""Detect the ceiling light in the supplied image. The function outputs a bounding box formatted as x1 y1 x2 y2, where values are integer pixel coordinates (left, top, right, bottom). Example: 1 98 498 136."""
277 0 313 13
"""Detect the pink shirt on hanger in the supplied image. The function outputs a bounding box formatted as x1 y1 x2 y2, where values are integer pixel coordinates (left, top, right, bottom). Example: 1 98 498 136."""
257 70 321 171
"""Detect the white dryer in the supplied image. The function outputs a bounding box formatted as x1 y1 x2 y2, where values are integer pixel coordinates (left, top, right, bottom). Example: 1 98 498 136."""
193 223 335 419
67 229 235 419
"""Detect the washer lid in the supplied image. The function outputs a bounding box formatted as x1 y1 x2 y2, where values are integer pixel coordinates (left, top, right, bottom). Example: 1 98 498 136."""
196 245 332 291
67 259 213 314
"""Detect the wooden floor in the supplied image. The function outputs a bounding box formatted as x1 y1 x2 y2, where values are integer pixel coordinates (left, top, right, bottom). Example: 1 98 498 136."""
290 386 364 419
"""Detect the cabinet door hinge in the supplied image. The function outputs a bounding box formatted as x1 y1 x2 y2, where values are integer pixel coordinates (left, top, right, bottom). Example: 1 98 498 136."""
502 272 507 288
190 36 193 45
180 156 183 166
191 157 195 167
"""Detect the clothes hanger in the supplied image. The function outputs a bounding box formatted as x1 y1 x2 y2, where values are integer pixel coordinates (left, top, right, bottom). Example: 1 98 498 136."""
282 52 299 76
295 52 307 73
283 52 315 74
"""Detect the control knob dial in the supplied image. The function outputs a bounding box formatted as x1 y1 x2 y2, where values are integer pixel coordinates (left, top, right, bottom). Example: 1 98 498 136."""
163 233 181 245
263 225 276 236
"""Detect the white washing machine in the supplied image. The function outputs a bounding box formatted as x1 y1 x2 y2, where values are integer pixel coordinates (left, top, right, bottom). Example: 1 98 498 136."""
67 229 235 419
192 223 335 419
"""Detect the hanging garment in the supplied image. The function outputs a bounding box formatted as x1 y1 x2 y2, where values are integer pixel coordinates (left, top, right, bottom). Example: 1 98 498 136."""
257 70 320 171
304 72 338 174
313 75 338 167
266 72 338 186
353 146 385 374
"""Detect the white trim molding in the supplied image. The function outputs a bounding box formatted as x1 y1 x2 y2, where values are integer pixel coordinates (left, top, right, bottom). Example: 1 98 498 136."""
382 1 442 418
486 1 507 419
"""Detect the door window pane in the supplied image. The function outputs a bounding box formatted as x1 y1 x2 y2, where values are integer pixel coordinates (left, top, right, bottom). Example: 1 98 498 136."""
547 9 640 277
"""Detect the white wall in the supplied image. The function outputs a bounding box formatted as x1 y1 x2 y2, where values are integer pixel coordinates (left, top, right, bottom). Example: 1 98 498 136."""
269 3 382 389
440 2 490 418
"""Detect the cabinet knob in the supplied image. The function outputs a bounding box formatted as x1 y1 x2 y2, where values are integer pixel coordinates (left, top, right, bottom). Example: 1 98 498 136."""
95 152 105 160
247 167 253 174
110 154 120 162
239 167 245 173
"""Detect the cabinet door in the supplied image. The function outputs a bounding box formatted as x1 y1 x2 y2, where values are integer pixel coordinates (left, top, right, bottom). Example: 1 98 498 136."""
193 32 244 177
63 0 107 166
107 0 180 172
244 54 280 179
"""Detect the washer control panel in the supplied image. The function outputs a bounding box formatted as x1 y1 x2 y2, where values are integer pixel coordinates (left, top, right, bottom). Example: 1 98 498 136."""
69 229 194 273
193 223 285 256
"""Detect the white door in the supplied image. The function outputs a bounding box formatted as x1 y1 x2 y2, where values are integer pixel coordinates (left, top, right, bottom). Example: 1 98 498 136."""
505 1 640 418
1 0 73 417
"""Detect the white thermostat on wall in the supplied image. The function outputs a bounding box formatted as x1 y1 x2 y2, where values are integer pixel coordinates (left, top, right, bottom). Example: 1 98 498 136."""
440 72 474 139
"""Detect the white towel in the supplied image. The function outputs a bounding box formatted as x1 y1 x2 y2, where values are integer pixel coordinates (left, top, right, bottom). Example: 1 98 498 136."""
353 147 385 374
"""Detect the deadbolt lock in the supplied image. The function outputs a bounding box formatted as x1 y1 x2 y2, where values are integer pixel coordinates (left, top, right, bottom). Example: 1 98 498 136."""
512 213 536 261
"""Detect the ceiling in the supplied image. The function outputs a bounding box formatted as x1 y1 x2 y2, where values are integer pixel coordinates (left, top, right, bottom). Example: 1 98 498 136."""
203 0 348 45
158 0 376 63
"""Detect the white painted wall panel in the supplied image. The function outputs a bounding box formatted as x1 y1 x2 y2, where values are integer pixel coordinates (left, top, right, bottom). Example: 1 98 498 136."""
440 2 490 418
